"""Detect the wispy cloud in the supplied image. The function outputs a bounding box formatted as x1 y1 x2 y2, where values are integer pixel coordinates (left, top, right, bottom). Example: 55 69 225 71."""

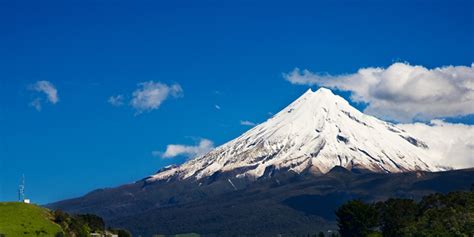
28 80 59 111
131 81 183 114
399 120 474 169
284 63 474 122
108 94 125 107
154 138 214 159
107 81 183 115
29 98 42 111
240 120 256 126
109 81 183 114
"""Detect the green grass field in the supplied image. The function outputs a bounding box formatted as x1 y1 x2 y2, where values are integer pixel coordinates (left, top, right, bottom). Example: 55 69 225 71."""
0 202 63 236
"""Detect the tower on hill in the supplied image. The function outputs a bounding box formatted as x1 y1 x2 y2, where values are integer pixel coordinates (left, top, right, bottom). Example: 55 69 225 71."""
18 175 30 204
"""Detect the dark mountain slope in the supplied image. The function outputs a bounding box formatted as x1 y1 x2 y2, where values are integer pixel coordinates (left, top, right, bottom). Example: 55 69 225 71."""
49 168 474 236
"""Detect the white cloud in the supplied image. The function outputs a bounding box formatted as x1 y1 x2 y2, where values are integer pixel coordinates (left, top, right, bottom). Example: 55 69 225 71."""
28 80 59 111
156 138 214 159
399 120 474 169
240 120 256 126
284 63 474 122
108 94 125 107
29 98 42 111
130 81 183 114
215 104 221 110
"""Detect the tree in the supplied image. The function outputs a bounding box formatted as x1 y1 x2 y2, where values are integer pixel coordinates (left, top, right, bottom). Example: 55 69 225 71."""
53 209 69 223
76 214 105 232
412 192 474 236
336 191 474 237
376 198 417 237
52 209 132 237
114 229 132 237
335 200 379 237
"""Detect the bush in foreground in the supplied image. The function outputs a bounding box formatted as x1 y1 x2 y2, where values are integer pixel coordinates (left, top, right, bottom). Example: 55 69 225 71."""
336 191 474 237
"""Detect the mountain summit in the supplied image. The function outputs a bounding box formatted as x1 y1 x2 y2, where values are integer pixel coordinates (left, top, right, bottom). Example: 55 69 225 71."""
149 88 445 182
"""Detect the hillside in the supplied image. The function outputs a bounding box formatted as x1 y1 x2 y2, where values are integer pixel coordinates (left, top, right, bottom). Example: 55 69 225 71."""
0 202 131 237
50 168 474 236
0 202 63 236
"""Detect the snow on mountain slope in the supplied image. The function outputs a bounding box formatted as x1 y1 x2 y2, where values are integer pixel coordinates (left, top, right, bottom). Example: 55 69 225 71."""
148 88 447 182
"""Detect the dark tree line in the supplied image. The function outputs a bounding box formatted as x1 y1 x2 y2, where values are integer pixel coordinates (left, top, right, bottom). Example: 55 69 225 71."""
52 210 131 237
336 191 474 237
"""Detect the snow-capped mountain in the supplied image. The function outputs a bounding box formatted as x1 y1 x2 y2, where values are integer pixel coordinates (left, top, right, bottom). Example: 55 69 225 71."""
50 88 471 236
149 88 447 182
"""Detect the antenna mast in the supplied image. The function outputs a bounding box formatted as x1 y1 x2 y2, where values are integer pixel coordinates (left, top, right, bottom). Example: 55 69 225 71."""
18 174 25 202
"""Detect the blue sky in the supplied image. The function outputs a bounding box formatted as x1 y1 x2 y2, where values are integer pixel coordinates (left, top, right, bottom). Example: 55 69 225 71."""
1 0 473 204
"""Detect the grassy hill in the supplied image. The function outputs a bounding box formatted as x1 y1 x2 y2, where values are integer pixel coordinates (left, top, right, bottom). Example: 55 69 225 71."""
0 202 63 236
0 202 132 237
